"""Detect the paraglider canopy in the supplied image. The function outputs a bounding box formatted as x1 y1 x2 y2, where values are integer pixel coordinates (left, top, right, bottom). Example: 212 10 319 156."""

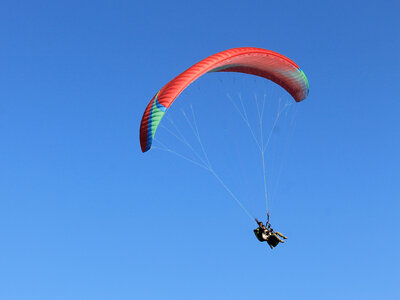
140 47 309 153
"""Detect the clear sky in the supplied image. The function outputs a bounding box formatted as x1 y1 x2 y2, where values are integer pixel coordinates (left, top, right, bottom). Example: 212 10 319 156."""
1 1 399 299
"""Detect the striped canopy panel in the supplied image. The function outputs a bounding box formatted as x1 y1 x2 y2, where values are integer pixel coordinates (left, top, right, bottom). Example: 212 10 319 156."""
140 47 309 152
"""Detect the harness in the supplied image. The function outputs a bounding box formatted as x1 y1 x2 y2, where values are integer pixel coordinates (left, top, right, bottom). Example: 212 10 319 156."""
254 227 270 242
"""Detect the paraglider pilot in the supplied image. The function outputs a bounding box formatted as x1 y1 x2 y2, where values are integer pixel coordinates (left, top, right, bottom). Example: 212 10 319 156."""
254 213 287 249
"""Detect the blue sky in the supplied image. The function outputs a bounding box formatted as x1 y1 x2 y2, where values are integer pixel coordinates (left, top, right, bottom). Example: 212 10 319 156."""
1 1 399 299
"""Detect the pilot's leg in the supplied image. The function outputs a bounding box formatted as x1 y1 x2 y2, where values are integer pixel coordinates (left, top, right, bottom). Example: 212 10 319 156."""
275 232 288 239
273 234 285 243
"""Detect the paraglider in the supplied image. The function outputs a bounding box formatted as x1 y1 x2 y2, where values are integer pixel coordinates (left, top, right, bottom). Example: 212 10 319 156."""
254 213 287 249
139 47 309 249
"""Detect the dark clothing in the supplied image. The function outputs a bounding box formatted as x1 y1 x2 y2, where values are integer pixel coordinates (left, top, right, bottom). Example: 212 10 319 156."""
254 226 287 249
254 228 268 242
254 227 271 242
266 234 280 247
